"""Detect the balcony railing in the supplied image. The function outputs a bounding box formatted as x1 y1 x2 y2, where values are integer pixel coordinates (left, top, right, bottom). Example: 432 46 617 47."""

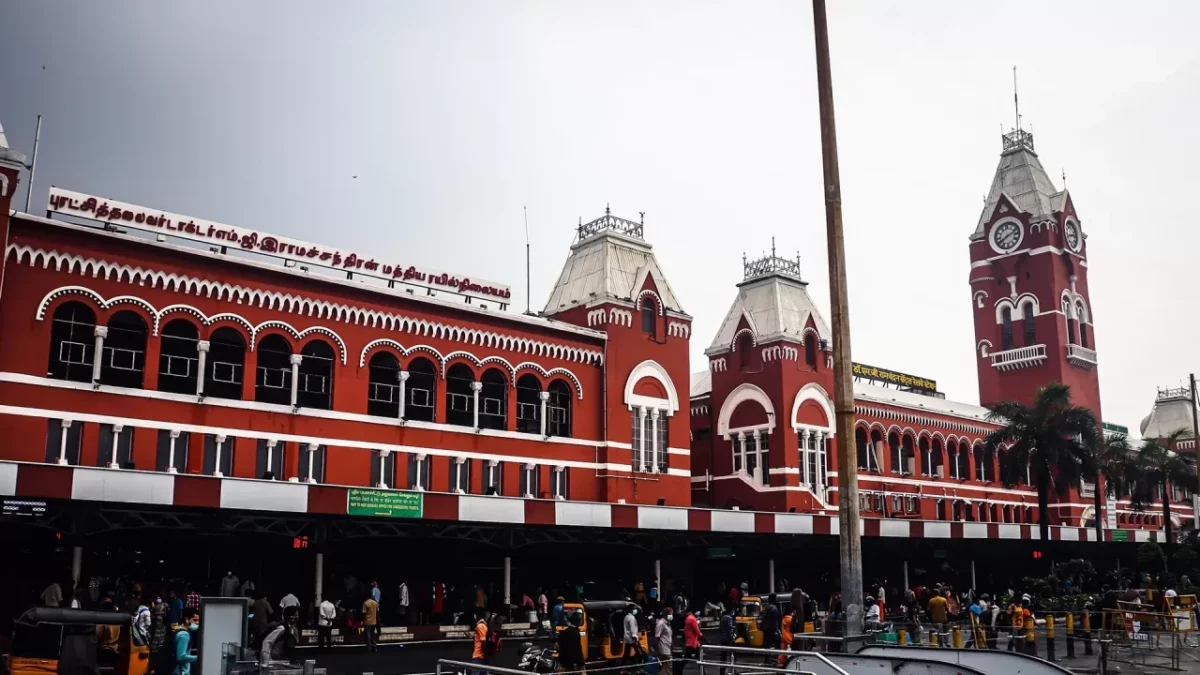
990 344 1047 371
1067 343 1098 370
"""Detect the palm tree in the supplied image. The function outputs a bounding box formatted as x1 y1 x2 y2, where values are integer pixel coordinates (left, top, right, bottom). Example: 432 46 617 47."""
1090 434 1136 542
985 382 1099 543
1131 429 1196 544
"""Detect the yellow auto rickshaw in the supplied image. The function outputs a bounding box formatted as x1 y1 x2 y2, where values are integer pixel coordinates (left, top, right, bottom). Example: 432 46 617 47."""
555 601 650 664
734 596 764 647
9 608 150 675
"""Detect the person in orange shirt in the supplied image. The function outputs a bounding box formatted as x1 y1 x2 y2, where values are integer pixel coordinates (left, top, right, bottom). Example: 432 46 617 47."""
470 614 488 674
777 613 794 665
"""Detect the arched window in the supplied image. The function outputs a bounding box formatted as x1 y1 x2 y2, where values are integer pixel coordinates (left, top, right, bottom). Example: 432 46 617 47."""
446 363 476 427
158 319 199 395
101 311 148 388
297 341 334 409
918 437 931 476
900 434 915 476
855 428 870 472
930 438 945 478
737 334 752 371
1022 302 1036 346
642 298 656 337
1077 303 1090 348
547 379 572 438
48 302 96 383
888 432 902 475
405 357 437 422
255 334 293 405
367 351 401 417
515 374 543 434
1067 315 1077 345
478 368 508 430
1001 306 1014 350
958 443 971 480
976 445 994 482
868 429 884 473
805 337 817 368
935 499 947 520
205 328 245 400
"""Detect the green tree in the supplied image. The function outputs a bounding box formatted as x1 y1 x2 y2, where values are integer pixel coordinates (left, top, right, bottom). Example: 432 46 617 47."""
1091 433 1136 541
1131 429 1196 544
985 382 1099 543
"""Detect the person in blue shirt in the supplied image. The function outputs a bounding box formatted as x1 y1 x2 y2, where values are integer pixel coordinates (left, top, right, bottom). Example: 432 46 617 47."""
168 589 184 626
174 610 200 675
552 596 566 627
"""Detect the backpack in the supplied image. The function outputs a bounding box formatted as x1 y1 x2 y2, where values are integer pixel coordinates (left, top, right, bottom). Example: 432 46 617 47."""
484 627 502 656
157 627 184 674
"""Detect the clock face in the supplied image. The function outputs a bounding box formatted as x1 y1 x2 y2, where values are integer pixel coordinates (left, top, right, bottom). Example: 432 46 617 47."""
991 221 1023 253
1065 222 1081 251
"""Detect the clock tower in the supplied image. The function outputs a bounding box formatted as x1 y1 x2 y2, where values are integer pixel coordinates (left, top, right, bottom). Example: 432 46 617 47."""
968 126 1102 423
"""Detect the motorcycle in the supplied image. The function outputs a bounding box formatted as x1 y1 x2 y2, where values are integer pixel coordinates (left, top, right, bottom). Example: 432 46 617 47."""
517 642 558 673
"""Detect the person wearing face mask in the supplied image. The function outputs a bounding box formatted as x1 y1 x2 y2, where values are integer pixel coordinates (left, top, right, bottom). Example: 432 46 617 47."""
172 610 200 675
622 604 644 668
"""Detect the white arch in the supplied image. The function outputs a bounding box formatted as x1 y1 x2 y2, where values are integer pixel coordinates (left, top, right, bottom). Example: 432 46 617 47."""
623 359 679 414
297 325 348 365
1014 292 1040 316
359 338 405 368
993 298 1016 324
635 289 665 315
730 327 757 351
790 382 835 432
35 286 107 320
717 383 776 437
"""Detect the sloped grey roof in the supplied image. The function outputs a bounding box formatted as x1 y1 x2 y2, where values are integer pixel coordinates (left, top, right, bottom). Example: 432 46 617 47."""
1140 391 1197 441
0 120 8 149
0 119 27 167
707 275 831 353
543 230 686 315
690 370 711 398
975 147 1063 235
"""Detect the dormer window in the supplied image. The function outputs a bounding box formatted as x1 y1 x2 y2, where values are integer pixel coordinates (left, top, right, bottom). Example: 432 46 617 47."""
642 298 656 337
737 334 752 371
805 337 817 368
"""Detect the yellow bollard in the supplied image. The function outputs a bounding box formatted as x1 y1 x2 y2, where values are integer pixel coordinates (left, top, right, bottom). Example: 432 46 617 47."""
1066 613 1074 633
1047 617 1055 639
898 629 908 646
953 625 963 648
804 621 815 633
931 630 940 647
1025 619 1037 656
1082 611 1091 631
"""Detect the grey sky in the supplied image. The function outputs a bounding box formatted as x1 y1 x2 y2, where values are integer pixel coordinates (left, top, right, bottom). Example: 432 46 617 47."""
2 0 1197 433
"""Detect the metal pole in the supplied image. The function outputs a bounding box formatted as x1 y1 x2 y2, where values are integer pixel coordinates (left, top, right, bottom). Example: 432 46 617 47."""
971 560 977 591
24 114 41 213
768 559 776 593
903 560 909 593
71 545 82 589
1191 374 1200 531
812 0 863 636
503 556 512 615
315 552 324 604
655 559 662 592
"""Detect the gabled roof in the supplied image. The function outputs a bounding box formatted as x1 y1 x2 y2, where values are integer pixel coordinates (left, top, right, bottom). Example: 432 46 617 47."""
542 213 687 316
974 139 1063 236
0 119 28 167
690 370 711 399
707 274 830 354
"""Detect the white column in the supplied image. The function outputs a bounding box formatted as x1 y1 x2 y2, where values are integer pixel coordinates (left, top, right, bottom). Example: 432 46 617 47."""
195 340 210 396
378 450 391 488
414 454 426 490
266 439 278 480
398 370 410 420
503 556 512 615
753 429 763 484
108 425 124 469
799 429 810 486
768 559 776 593
213 434 226 477
91 325 108 384
637 407 648 471
289 354 303 407
72 546 83 589
58 420 72 465
454 457 466 493
306 443 319 484
649 409 661 472
471 381 483 429
539 391 550 436
737 431 748 475
655 559 662 591
315 552 324 604
167 430 180 473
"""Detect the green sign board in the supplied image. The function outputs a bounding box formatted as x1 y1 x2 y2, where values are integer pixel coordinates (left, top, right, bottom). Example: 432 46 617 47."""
706 547 735 559
1110 529 1130 542
1102 422 1130 435
347 489 423 518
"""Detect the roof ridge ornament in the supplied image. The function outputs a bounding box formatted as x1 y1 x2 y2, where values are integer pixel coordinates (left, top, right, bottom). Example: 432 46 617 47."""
576 207 644 242
743 241 803 282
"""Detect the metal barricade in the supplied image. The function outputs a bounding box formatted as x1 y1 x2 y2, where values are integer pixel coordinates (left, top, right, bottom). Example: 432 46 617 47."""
698 643 850 675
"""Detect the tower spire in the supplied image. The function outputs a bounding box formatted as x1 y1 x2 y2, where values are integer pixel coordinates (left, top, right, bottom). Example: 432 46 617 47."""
1013 66 1020 132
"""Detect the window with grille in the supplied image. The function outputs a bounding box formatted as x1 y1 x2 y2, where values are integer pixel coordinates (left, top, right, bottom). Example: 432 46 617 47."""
547 380 572 437
44 420 83 465
298 444 326 483
551 467 568 499
478 369 508 431
203 435 234 476
446 364 475 427
205 328 246 400
155 430 190 472
1022 302 1036 346
519 464 539 498
367 352 401 417
1001 306 1014 351
255 335 293 406
100 311 148 388
483 461 503 495
407 454 431 491
657 413 669 474
631 409 643 472
158 319 199 395
405 358 437 422
98 424 135 468
297 341 334 409
255 439 285 480
370 449 395 488
450 459 469 493
515 374 542 434
48 303 96 383
642 298 656 337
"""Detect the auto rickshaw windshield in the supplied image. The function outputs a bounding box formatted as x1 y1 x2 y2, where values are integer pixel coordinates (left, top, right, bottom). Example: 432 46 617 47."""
736 602 761 617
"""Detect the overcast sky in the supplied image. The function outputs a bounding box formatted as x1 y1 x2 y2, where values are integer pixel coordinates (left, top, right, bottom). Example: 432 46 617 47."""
2 0 1198 433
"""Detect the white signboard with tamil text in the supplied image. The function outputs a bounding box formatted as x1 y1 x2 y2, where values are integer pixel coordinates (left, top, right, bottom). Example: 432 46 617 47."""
47 187 512 304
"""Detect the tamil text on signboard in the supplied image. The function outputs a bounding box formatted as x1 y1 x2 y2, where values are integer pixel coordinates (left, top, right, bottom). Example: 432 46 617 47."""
47 187 512 304
347 489 423 518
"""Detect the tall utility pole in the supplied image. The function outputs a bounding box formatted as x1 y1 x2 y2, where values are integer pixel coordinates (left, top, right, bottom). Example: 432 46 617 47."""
812 0 863 636
1191 374 1200 532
